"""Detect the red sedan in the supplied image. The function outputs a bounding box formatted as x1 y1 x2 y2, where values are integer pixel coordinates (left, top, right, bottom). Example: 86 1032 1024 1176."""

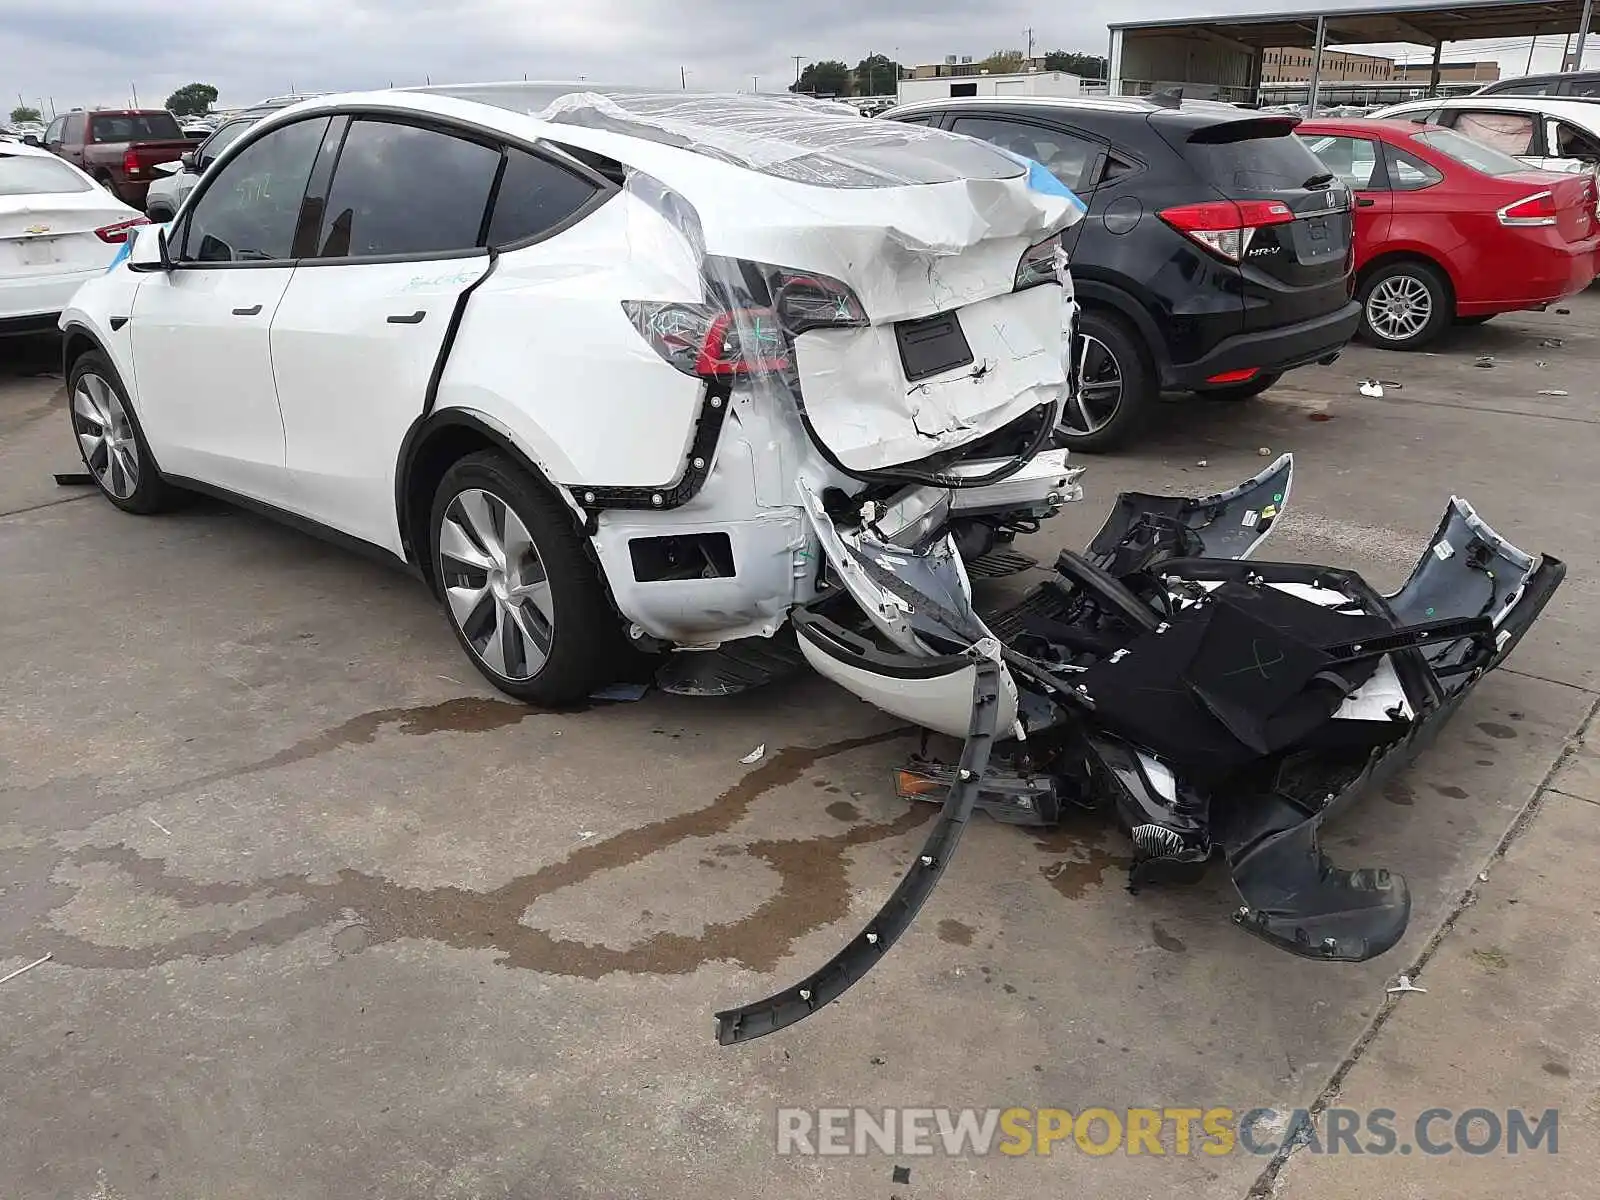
1298 118 1599 349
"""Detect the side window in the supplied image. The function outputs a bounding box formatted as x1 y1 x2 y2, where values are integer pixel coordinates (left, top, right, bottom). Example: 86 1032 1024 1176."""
1395 107 1439 125
948 116 1100 192
198 120 250 170
64 113 84 142
485 149 599 247
179 117 328 263
1489 83 1547 97
891 114 937 127
1452 110 1536 156
1304 135 1382 189
313 119 500 259
1385 146 1444 192
44 117 64 143
1567 78 1600 98
1551 120 1600 162
1099 154 1137 184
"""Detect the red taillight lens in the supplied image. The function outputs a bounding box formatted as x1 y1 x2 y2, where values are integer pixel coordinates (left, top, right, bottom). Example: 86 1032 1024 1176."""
1015 229 1066 290
1160 199 1294 262
624 260 866 379
95 217 150 244
122 149 140 177
1498 191 1558 227
1206 367 1259 385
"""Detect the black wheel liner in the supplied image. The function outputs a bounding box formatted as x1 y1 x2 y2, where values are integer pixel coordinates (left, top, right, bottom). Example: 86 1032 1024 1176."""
713 657 1004 1046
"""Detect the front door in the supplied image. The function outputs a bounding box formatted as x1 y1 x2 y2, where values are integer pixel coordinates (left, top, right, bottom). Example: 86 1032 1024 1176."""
128 116 328 503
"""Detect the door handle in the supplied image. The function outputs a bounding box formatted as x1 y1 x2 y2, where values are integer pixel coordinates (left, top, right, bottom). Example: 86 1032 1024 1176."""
386 310 427 324
1356 197 1376 208
232 304 263 316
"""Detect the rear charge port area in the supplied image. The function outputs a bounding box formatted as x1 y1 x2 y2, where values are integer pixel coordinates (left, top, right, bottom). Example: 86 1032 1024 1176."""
628 533 736 582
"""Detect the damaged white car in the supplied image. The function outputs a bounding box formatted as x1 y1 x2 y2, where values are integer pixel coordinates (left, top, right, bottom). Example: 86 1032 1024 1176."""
60 85 1563 1044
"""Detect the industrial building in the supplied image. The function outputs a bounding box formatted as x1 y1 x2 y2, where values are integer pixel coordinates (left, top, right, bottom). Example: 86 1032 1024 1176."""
1107 0 1596 109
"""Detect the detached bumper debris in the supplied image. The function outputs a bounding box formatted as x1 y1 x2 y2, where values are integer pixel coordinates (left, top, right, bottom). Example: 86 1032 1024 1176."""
715 454 1563 1044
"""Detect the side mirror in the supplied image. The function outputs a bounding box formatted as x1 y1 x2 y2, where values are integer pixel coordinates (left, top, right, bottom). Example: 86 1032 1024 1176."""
126 223 173 272
21 134 40 146
181 151 196 171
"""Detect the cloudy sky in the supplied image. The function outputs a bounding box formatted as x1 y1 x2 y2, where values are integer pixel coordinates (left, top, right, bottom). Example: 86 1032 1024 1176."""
6 0 1595 114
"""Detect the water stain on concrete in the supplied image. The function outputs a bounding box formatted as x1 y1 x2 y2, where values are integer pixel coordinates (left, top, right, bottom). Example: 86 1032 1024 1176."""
1151 922 1186 953
825 800 862 822
936 919 974 946
1033 817 1130 899
33 727 923 979
1383 781 1415 807
1543 1062 1570 1077
1477 722 1518 741
1432 784 1469 800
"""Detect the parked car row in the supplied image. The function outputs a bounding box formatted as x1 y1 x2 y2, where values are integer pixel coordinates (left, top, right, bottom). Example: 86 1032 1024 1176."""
877 93 1599 446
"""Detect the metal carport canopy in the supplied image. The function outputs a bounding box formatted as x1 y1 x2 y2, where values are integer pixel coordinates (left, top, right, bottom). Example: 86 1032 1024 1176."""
1108 0 1597 111
1109 0 1592 50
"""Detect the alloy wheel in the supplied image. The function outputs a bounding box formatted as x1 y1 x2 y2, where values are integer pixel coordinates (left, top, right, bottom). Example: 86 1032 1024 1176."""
72 373 139 500
438 488 555 681
1365 275 1433 342
1063 334 1123 436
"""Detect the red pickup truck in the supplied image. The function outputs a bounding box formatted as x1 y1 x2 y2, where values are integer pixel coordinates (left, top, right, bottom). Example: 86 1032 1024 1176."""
42 109 191 208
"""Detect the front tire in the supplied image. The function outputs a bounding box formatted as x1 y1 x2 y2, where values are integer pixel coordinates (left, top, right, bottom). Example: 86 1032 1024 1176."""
68 350 183 514
1358 261 1451 351
1059 309 1156 453
430 450 629 704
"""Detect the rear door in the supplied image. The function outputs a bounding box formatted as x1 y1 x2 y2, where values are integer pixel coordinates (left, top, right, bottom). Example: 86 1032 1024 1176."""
1301 131 1392 271
1170 116 1353 331
268 117 602 552
943 112 1104 255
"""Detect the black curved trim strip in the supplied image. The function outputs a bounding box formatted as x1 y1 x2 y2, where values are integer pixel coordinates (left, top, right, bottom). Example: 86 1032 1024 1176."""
572 380 733 513
713 657 1003 1046
792 607 975 681
421 245 500 419
108 316 129 332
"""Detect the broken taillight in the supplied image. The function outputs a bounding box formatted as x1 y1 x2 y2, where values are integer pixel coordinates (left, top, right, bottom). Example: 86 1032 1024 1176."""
1015 229 1067 290
624 259 867 379
1160 199 1294 263
94 217 150 244
1497 191 1558 228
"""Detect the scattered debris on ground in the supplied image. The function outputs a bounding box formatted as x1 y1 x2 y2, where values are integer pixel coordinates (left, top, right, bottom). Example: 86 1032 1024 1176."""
739 745 766 764
1386 973 1426 995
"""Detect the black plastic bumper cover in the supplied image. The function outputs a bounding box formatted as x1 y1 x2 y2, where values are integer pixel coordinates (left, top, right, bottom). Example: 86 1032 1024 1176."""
1165 301 1360 390
713 657 1004 1045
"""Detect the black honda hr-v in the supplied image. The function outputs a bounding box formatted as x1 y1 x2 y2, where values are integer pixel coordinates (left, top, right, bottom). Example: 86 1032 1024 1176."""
885 95 1359 450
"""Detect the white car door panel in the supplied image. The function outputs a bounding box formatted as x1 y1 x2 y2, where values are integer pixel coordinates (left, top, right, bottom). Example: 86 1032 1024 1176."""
131 267 295 498
270 259 488 552
125 115 330 506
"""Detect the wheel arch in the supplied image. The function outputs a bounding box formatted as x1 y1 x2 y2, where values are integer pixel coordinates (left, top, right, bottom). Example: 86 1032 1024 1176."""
1073 278 1168 374
394 408 586 596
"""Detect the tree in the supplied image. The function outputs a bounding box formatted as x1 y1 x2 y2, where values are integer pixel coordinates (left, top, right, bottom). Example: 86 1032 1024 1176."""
1043 50 1109 80
789 60 852 97
853 53 901 97
9 105 42 125
980 49 1026 75
164 82 218 117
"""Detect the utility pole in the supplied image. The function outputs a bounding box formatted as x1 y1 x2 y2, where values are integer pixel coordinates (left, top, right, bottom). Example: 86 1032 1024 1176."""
130 82 138 106
1527 33 1540 75
1026 27 1035 60
680 66 688 89
752 76 759 92
793 55 805 87
1577 0 1596 71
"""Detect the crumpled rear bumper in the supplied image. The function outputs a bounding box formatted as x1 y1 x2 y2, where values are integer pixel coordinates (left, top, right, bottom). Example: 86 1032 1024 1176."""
715 454 1564 1044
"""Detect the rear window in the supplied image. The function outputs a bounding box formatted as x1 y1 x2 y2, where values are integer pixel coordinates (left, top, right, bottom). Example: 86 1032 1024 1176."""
1412 129 1527 177
1181 122 1330 191
0 152 92 195
89 112 182 143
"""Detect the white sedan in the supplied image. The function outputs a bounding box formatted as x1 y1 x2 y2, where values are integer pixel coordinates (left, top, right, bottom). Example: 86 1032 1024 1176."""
1 140 147 336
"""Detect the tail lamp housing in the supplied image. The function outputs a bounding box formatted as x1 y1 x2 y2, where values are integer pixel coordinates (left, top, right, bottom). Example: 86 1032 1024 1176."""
95 217 151 244
1159 199 1295 263
1497 191 1558 228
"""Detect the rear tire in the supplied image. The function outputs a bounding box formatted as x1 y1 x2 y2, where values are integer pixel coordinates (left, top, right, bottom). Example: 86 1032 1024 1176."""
1058 308 1155 453
1358 260 1451 351
1196 371 1282 402
67 350 184 514
430 450 630 705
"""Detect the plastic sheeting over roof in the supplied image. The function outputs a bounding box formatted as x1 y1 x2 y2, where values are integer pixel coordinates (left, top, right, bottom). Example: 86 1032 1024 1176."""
425 84 1028 189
